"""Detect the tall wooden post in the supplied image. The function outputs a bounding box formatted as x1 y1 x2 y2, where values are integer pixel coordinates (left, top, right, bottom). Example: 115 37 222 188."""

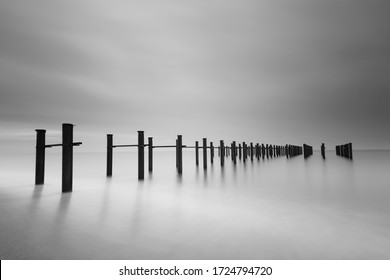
243 142 247 163
195 141 199 166
177 135 183 174
62 123 74 192
220 140 225 167
148 137 153 173
232 141 236 164
138 131 144 180
35 129 46 185
348 143 353 160
238 144 242 160
106 134 113 177
250 143 254 161
210 142 214 164
203 138 207 170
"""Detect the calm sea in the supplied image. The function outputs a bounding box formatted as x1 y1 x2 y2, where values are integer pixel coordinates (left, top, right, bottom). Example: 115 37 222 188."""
0 150 389 259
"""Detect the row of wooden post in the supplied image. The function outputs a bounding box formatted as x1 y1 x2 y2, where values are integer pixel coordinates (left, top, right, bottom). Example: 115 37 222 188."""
36 124 353 193
335 143 353 159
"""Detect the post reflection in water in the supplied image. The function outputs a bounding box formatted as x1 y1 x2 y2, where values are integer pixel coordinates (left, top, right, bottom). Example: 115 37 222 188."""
1 150 390 259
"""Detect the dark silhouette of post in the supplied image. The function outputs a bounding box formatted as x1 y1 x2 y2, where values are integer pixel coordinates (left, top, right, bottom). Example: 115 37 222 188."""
210 142 214 164
232 141 237 164
238 144 242 160
138 131 144 180
203 138 207 170
250 143 254 161
62 123 74 192
195 141 199 166
148 137 153 172
177 135 183 174
35 129 46 185
220 140 225 167
321 143 325 159
243 142 247 163
106 134 113 177
348 143 353 159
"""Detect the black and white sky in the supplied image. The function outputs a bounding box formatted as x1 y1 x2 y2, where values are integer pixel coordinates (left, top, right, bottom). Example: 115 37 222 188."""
1 0 390 152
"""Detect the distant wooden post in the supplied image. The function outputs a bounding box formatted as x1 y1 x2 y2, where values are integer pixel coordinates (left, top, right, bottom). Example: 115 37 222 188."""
35 129 46 185
177 135 183 174
238 144 242 160
250 143 254 161
220 140 225 166
195 141 199 166
203 138 207 170
321 143 325 159
232 141 236 164
62 123 74 192
106 134 113 177
138 131 144 180
348 143 353 159
210 142 214 164
243 142 247 163
148 137 153 172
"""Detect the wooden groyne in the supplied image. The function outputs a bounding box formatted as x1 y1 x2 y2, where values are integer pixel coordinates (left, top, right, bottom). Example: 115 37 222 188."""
34 124 354 192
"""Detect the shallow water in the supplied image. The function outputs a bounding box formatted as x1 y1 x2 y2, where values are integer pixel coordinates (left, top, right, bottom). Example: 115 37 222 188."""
0 150 389 259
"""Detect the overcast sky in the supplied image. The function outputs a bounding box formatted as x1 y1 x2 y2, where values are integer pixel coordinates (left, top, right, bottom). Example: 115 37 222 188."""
1 0 390 153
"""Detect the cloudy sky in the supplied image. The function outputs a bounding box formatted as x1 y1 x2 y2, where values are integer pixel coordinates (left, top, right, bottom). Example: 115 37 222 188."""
1 0 389 153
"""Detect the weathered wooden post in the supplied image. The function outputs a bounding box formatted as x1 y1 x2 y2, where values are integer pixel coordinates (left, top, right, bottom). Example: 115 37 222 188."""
238 144 242 160
195 141 199 166
62 123 74 192
138 131 144 180
232 141 237 164
243 142 247 163
321 143 325 159
177 135 183 174
220 140 225 167
106 134 113 177
35 129 46 185
203 138 207 170
148 137 153 173
250 143 254 161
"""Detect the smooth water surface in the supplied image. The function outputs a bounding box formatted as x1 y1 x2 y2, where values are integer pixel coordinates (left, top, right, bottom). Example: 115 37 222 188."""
0 150 389 259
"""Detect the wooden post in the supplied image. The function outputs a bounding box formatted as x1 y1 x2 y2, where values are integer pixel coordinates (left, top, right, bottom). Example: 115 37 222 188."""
203 138 207 170
220 140 225 167
210 142 214 164
195 141 199 166
62 123 74 192
250 143 254 161
106 134 113 177
348 143 353 159
321 143 325 159
243 142 247 163
238 144 242 160
177 135 183 174
148 137 153 173
138 131 144 180
232 141 236 164
35 129 46 185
